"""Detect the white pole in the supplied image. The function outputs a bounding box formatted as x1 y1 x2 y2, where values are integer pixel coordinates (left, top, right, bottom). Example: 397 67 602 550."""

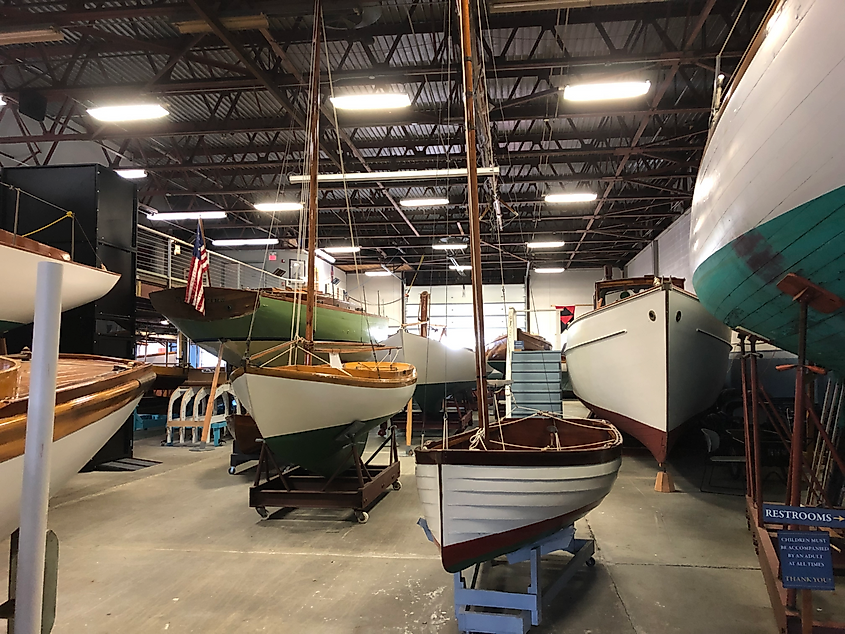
15 261 64 634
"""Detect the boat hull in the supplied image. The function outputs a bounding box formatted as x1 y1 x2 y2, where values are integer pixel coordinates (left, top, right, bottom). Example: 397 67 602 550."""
150 287 390 366
380 331 476 414
0 243 119 334
0 356 154 537
565 286 732 463
690 0 845 375
415 417 622 573
231 365 416 477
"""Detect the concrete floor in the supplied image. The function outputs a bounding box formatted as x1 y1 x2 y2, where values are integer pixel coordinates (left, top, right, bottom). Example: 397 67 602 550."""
1 429 784 634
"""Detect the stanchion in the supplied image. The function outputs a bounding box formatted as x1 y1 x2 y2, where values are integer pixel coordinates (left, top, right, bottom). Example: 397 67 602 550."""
14 261 63 634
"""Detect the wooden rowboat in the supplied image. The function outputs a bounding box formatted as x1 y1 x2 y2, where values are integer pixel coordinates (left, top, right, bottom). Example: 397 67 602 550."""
231 361 416 477
0 354 155 537
415 0 623 575
416 416 622 573
0 228 120 334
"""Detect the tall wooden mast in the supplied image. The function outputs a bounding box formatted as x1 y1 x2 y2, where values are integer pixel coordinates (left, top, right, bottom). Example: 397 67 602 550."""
303 0 322 360
456 0 489 434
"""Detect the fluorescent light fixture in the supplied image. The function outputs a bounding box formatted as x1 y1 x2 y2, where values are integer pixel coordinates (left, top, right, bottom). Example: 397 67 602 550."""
449 265 472 271
254 201 303 212
563 80 651 102
175 14 269 34
323 245 361 254
87 104 169 122
400 197 450 207
315 249 336 264
289 167 499 183
149 211 227 221
330 93 411 110
534 267 566 274
526 241 566 249
0 95 5 107
212 238 278 247
545 192 597 204
0 26 64 46
432 243 468 250
116 169 147 180
365 270 393 277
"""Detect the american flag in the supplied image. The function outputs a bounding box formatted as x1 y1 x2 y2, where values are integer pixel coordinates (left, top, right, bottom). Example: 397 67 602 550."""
185 222 209 314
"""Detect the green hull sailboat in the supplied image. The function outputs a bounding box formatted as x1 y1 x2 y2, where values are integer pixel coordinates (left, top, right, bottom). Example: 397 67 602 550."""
150 287 390 367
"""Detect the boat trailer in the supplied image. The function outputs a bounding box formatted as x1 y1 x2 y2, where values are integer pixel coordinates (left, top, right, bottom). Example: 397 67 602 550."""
249 424 401 524
419 519 596 634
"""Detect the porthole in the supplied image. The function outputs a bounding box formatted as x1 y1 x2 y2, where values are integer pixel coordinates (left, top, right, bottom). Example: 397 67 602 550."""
648 310 656 321
676 311 682 322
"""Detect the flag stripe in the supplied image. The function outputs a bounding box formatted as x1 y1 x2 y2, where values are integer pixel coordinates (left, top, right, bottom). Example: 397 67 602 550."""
185 223 209 314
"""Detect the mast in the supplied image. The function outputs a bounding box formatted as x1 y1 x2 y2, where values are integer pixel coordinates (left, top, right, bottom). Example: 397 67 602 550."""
303 0 322 361
456 0 490 434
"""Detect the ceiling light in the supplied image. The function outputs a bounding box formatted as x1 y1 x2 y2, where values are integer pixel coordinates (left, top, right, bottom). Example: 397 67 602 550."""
150 211 226 221
527 241 566 249
322 245 361 254
315 249 336 264
432 243 468 250
0 96 5 107
330 93 412 110
400 197 449 207
212 238 278 247
160 319 169 325
449 265 472 271
545 192 597 203
534 267 566 274
289 167 499 183
563 80 651 102
175 14 269 34
116 169 147 180
254 201 303 212
0 26 64 46
87 104 169 122
365 270 393 277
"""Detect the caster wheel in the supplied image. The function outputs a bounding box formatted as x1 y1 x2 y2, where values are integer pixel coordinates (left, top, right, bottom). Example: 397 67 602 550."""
586 557 596 567
392 481 402 491
355 510 369 524
255 506 269 519
228 466 237 475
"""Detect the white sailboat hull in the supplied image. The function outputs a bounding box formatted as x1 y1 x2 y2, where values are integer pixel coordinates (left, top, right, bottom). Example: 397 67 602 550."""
690 0 845 274
381 330 475 386
0 243 119 331
232 371 416 439
0 398 139 537
416 458 621 572
565 286 731 462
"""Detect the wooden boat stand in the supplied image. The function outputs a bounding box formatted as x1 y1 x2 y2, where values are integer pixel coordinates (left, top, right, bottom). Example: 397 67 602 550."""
740 274 845 634
418 520 596 634
249 424 401 524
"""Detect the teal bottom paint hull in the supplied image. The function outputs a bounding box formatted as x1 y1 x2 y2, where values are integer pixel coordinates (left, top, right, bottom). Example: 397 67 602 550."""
414 382 476 415
263 416 390 478
693 186 845 376
0 320 23 334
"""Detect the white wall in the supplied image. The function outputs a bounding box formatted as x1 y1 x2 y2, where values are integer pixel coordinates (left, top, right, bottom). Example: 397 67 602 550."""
624 210 693 289
346 273 404 329
528 268 621 348
224 247 348 296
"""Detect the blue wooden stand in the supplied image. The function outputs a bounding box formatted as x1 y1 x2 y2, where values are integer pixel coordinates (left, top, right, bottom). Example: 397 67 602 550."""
419 519 595 634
